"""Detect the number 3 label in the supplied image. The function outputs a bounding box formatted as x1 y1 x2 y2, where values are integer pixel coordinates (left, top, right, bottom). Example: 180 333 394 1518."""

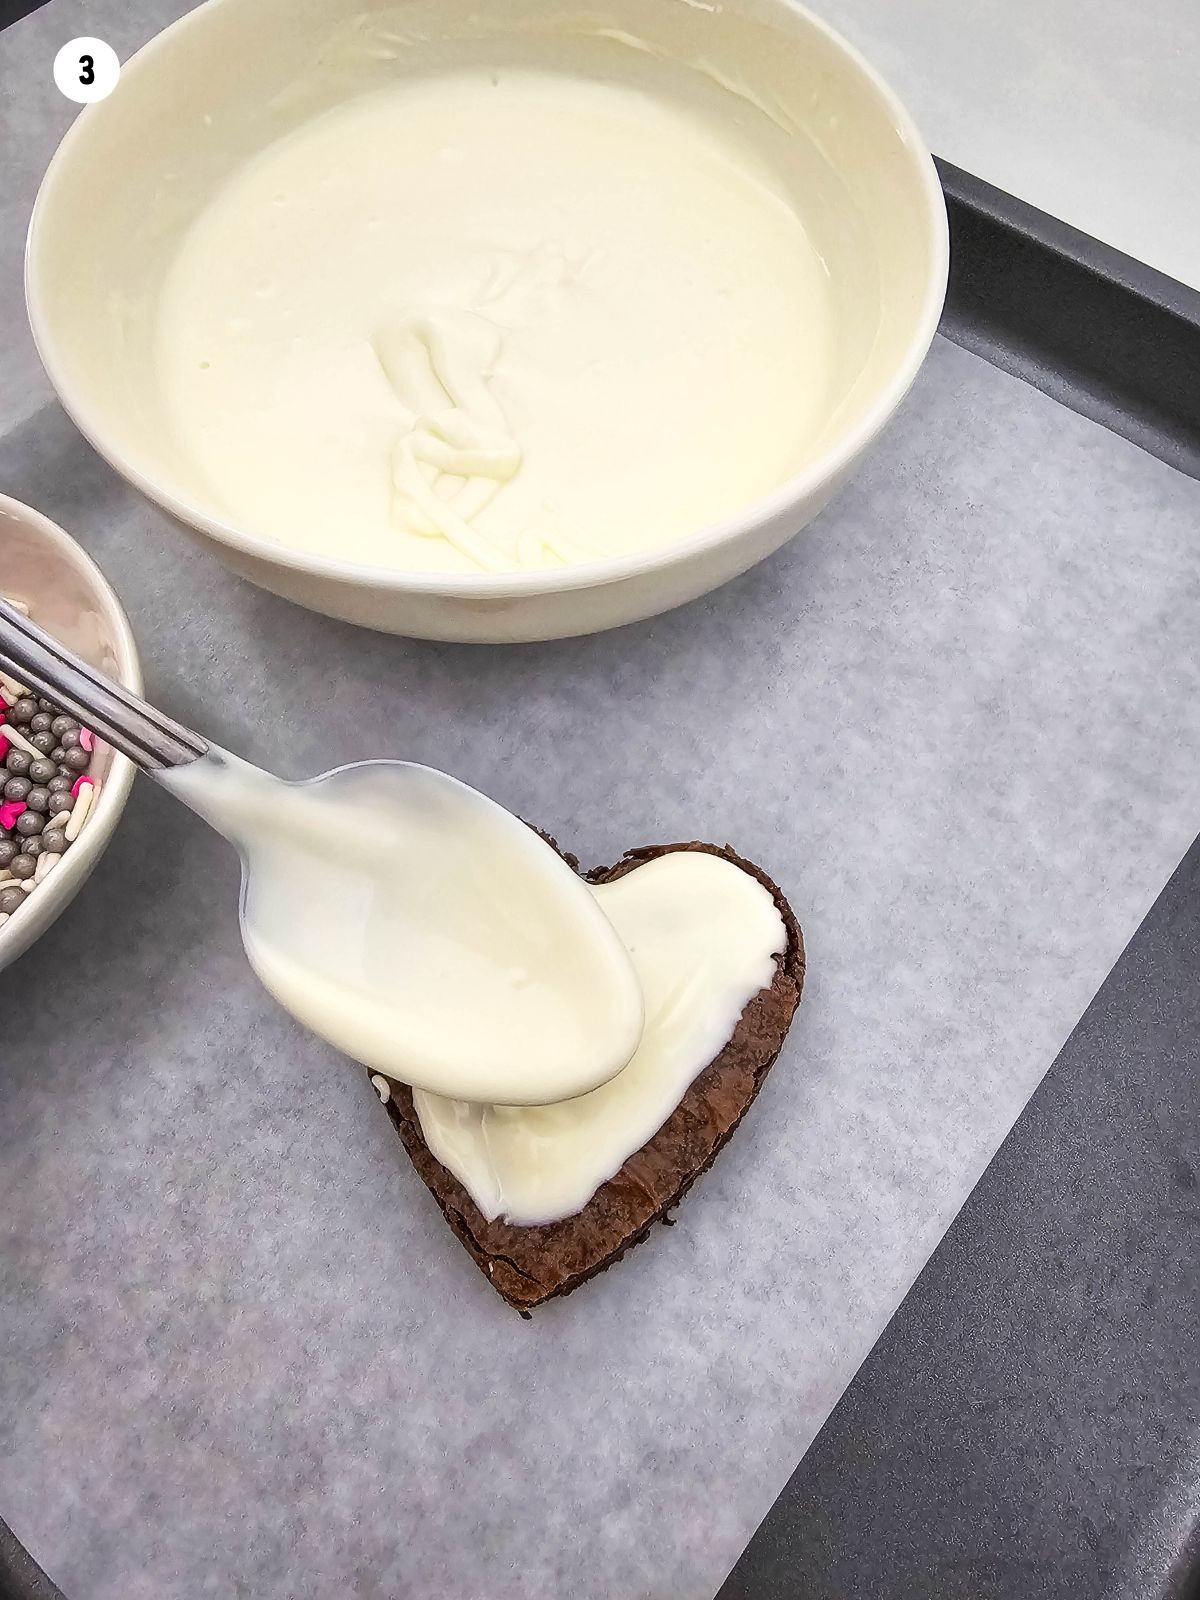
53 37 120 104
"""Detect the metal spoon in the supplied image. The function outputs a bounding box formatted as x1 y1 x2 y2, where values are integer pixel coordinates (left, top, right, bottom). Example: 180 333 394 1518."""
0 598 644 1105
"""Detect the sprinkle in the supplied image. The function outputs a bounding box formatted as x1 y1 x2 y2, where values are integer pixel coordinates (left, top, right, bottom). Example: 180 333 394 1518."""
0 672 29 701
0 870 11 884
0 913 8 929
78 728 95 753
370 1074 391 1103
0 723 39 757
0 800 27 831
20 878 34 894
71 774 95 800
34 851 61 883
0 596 30 615
64 783 95 842
0 733 8 761
47 809 71 830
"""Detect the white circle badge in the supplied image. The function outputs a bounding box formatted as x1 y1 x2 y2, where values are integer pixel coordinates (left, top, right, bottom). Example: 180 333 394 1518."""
53 37 120 105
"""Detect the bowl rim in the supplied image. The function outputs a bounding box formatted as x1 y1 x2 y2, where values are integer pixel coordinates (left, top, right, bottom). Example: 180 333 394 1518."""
0 493 141 959
25 0 949 601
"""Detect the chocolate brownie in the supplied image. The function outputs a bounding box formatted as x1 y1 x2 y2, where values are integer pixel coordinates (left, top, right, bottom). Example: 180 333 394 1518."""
378 840 805 1312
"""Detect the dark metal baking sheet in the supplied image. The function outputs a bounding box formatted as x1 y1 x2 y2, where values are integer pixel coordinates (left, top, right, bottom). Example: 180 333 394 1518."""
718 164 1200 1600
719 837 1200 1600
936 158 1200 481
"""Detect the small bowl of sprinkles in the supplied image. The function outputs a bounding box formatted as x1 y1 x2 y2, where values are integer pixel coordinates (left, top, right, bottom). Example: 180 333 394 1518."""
0 494 140 973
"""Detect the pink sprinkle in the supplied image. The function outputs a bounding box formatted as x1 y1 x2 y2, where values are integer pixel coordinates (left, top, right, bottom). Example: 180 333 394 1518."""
71 775 96 799
79 728 95 753
0 800 27 831
0 734 8 762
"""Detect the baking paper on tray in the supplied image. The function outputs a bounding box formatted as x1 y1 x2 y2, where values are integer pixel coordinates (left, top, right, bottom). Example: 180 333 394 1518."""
3 5 1200 1599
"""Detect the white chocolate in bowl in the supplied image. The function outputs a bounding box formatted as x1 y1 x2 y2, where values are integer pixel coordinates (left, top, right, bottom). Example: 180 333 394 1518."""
154 66 838 575
159 750 646 1107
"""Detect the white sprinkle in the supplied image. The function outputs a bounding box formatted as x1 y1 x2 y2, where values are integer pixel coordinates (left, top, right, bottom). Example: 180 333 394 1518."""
34 850 61 883
48 810 71 830
64 784 94 842
0 672 30 701
0 913 8 929
0 723 40 757
20 878 35 894
370 1074 391 1103
0 870 12 884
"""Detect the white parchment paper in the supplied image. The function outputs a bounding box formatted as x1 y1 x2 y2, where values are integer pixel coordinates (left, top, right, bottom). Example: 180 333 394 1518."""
3 6 1200 1599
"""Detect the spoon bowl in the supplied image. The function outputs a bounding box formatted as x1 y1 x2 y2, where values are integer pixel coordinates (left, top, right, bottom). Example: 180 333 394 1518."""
0 600 645 1105
162 750 646 1104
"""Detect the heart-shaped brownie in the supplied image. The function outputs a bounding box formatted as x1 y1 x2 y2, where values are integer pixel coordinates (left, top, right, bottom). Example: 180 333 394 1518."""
375 841 805 1312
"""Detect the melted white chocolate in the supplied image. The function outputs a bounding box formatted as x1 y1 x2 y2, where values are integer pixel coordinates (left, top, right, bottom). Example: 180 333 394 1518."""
160 751 645 1106
155 66 835 574
413 850 787 1225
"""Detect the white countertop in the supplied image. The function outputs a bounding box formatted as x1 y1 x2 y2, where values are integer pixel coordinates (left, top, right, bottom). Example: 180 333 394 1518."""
817 0 1200 292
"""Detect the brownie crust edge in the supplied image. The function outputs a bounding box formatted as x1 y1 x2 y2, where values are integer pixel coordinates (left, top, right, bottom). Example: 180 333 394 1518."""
381 840 806 1312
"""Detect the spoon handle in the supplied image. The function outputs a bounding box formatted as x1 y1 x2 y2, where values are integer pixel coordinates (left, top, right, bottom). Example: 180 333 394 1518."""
0 597 207 772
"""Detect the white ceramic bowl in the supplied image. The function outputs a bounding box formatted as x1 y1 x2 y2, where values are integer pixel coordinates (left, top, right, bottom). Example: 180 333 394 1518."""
27 0 947 643
0 496 140 972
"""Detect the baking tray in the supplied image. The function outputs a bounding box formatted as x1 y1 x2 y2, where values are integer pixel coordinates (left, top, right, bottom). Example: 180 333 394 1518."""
720 165 1200 1600
4 9 1200 1600
720 835 1200 1600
